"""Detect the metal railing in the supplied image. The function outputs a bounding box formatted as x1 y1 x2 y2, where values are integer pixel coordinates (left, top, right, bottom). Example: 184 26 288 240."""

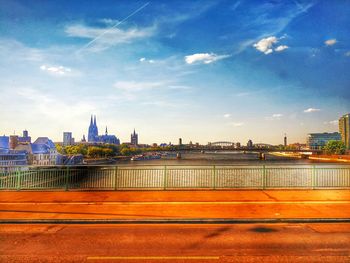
0 165 350 190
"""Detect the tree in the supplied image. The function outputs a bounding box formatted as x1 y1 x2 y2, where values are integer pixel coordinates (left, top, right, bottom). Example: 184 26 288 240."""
323 140 346 155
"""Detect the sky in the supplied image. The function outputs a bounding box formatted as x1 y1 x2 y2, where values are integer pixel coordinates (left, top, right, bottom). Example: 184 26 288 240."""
0 0 349 145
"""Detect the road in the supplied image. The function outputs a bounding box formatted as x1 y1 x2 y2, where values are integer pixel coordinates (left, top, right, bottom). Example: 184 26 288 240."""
1 190 350 221
1 223 350 262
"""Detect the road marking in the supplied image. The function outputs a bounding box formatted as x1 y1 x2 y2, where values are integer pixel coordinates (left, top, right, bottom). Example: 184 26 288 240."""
1 201 350 205
87 256 220 260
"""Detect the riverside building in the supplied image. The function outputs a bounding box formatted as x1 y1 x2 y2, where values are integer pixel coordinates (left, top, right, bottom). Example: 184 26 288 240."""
306 132 341 150
339 113 350 149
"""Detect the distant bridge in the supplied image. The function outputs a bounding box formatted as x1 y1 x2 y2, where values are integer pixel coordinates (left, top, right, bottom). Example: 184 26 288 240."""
166 146 321 154
209 141 234 147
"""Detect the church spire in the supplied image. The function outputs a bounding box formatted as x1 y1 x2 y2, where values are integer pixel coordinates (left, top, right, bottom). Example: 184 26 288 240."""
93 115 97 127
90 115 93 125
105 126 108 135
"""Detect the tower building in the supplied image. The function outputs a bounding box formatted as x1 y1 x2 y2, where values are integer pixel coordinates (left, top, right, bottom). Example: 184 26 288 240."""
131 129 138 146
339 113 350 149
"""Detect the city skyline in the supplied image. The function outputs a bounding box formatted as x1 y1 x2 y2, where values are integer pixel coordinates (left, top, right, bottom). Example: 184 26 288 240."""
0 0 350 144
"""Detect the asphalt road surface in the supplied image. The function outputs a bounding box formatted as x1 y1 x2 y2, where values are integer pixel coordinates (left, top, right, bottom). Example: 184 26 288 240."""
1 190 350 221
1 223 350 262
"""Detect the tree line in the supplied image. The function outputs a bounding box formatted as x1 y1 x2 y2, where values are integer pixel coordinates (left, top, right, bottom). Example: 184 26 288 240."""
56 143 175 158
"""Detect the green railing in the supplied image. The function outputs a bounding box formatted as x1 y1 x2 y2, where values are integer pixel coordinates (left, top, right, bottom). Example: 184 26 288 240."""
0 165 350 190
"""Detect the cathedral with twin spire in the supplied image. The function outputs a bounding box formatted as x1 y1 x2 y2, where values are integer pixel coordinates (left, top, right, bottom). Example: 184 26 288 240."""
88 115 120 145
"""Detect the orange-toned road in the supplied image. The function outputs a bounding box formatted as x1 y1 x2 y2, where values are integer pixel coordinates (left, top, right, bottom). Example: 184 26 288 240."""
1 223 350 262
1 190 350 221
1 190 350 262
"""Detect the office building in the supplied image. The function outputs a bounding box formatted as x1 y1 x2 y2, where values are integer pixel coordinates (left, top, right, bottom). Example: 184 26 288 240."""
339 113 350 149
306 132 341 150
63 132 74 146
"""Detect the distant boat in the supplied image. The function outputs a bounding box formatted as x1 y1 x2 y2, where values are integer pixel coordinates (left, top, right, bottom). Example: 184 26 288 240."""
131 154 161 161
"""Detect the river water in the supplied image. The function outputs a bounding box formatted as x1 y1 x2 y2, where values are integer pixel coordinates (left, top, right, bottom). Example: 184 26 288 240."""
115 152 350 167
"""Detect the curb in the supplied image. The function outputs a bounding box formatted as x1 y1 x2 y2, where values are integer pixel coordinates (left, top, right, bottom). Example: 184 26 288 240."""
1 218 350 224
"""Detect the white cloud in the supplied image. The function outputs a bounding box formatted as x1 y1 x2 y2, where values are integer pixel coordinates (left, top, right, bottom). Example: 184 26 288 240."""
265 113 283 120
303 108 321 113
184 53 230 64
114 81 164 91
40 65 71 75
65 24 155 51
168 85 192 90
324 120 338 125
139 57 155 64
224 113 231 118
16 87 95 119
253 36 289 55
275 45 289 52
253 36 278 54
325 39 337 46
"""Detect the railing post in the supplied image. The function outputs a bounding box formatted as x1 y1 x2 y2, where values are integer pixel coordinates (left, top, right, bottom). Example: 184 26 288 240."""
16 169 21 191
262 165 266 190
163 165 167 190
65 167 69 191
213 165 216 190
114 166 118 191
312 165 316 190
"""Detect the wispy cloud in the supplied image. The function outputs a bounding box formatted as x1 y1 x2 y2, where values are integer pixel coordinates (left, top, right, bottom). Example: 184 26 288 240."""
325 39 337 46
323 120 338 125
114 81 164 91
185 53 230 64
265 113 283 120
227 122 244 127
40 65 71 75
223 113 231 118
66 23 155 52
16 87 96 118
304 108 321 113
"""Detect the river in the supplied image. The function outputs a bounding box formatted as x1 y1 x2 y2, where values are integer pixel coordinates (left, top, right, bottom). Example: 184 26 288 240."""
114 152 350 167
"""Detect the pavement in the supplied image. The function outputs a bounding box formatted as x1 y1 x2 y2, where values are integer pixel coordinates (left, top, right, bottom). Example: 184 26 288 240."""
1 223 350 262
1 190 350 262
1 190 350 222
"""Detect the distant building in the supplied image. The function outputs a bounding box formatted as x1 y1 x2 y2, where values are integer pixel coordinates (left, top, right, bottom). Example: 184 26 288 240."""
18 130 31 144
306 132 341 150
284 134 287 147
9 135 19 150
131 129 138 146
179 138 182 145
87 115 120 145
0 136 9 152
247 139 253 148
339 113 350 149
63 132 74 146
15 137 60 166
0 152 28 167
236 142 241 148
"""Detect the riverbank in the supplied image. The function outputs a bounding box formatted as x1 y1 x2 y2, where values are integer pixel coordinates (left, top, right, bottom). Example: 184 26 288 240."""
309 154 350 163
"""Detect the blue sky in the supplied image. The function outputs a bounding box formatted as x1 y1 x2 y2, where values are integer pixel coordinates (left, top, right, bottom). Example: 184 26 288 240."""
0 0 349 145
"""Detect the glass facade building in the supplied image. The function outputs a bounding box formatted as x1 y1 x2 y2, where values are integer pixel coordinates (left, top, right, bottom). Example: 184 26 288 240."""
306 132 341 150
